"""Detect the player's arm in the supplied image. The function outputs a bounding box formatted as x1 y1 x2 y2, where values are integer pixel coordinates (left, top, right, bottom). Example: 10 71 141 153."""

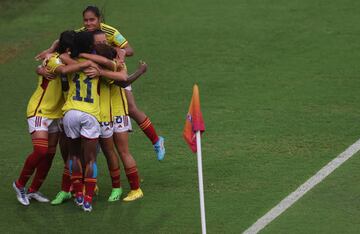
79 53 116 71
85 66 127 82
114 61 147 87
117 44 133 57
36 66 56 80
54 60 99 75
86 61 147 87
35 39 59 61
111 30 134 57
59 52 78 65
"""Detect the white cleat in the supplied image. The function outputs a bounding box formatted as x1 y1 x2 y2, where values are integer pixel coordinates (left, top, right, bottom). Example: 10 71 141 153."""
27 191 50 203
12 182 30 206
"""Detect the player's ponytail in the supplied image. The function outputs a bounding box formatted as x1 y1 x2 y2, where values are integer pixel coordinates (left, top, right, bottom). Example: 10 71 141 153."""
71 31 94 58
57 30 76 54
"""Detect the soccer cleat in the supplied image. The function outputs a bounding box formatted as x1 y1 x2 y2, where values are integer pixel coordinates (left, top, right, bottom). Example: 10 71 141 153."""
123 188 143 202
83 201 92 212
12 182 30 206
108 187 123 202
27 191 50 203
51 191 72 205
153 136 165 161
74 194 84 206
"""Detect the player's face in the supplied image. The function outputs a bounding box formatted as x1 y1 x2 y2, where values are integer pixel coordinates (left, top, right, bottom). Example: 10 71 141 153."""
83 11 100 32
94 34 108 45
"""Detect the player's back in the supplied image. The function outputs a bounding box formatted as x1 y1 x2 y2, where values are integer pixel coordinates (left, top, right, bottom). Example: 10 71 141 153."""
62 58 100 121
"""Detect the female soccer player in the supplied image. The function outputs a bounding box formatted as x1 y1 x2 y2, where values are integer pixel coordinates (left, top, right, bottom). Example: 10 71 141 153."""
36 5 165 160
80 35 148 202
12 31 98 206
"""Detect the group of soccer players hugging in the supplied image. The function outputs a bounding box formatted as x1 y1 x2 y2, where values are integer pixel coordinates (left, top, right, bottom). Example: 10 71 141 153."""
12 6 166 212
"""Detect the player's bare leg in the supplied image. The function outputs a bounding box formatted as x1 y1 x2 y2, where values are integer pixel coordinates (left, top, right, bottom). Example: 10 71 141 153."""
113 131 143 201
125 90 165 161
51 132 72 205
99 137 123 201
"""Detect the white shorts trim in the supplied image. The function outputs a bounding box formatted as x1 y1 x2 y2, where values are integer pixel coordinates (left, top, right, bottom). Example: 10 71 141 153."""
125 85 132 91
27 116 59 134
100 121 114 138
113 115 132 133
63 110 100 139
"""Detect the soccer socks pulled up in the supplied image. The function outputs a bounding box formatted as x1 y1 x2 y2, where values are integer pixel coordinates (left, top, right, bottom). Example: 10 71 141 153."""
28 147 56 193
109 167 121 188
125 166 140 190
70 158 83 196
84 162 97 198
16 138 48 188
61 165 72 192
139 117 159 145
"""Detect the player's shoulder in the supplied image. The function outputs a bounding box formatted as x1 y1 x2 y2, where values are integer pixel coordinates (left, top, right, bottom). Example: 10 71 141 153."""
100 23 119 35
75 27 86 33
44 52 61 66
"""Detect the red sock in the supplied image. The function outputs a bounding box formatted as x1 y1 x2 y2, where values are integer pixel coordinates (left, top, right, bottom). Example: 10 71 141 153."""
28 147 56 192
16 138 48 188
139 117 159 145
84 178 97 198
125 166 139 190
71 172 83 196
61 165 71 192
110 167 121 188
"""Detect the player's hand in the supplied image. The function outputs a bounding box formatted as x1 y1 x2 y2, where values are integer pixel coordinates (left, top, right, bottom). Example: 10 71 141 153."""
37 66 56 80
138 60 148 74
88 60 100 70
115 48 126 63
59 52 71 61
84 67 100 78
35 49 51 61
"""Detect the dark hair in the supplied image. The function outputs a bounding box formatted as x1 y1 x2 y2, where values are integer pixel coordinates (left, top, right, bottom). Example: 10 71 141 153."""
71 31 94 58
57 30 76 54
92 29 106 36
94 44 117 60
83 5 100 18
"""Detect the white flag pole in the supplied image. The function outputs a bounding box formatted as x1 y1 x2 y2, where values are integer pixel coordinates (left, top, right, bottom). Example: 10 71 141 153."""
196 130 207 234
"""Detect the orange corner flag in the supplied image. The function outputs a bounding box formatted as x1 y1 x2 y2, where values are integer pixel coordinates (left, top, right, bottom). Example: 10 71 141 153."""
183 84 205 153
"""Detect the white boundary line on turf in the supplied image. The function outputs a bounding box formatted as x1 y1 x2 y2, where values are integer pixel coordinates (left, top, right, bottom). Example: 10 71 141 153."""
243 138 360 234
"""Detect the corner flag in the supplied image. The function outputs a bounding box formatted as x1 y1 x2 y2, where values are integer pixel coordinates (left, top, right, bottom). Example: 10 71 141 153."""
183 84 205 153
183 84 207 234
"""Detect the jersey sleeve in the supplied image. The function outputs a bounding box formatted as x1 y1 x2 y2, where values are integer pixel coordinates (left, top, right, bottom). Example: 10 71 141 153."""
46 55 64 73
110 30 128 48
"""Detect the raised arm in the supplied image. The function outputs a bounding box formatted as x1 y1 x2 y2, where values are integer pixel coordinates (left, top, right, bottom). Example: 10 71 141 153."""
114 61 147 87
35 39 59 61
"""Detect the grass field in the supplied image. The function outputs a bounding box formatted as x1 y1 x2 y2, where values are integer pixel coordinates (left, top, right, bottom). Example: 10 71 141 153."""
1 0 360 233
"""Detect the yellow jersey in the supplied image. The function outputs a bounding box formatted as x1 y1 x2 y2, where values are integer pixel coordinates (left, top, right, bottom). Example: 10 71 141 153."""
62 58 100 121
76 23 128 48
110 84 128 117
27 53 65 119
99 78 113 122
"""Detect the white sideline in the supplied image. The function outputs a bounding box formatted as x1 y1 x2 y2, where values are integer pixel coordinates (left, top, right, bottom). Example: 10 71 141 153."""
243 138 360 234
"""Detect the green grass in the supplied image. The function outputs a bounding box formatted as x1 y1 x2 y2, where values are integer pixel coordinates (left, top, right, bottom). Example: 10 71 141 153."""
1 0 360 233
